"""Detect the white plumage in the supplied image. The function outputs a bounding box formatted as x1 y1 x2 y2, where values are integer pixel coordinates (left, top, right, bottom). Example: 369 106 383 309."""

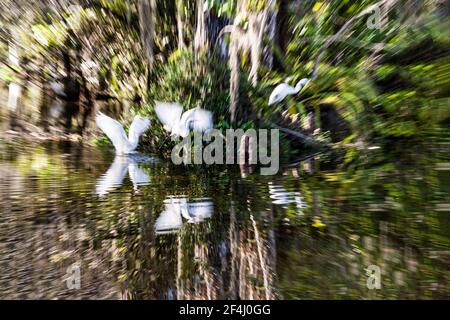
155 197 187 234
154 100 213 138
268 182 307 212
96 156 150 196
96 112 150 154
181 199 214 224
128 161 150 190
155 197 214 234
268 78 310 105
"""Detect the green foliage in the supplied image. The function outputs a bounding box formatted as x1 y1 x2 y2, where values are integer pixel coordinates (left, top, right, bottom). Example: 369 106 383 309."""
265 0 450 141
142 48 229 125
2 0 449 156
206 0 237 17
134 48 231 152
148 49 230 113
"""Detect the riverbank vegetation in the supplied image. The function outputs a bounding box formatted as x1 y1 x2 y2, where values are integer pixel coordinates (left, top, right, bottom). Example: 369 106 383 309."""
1 0 449 160
1 0 449 300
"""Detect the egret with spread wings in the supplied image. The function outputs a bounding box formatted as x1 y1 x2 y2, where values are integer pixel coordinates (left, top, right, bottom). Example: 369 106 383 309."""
96 112 151 154
154 101 213 138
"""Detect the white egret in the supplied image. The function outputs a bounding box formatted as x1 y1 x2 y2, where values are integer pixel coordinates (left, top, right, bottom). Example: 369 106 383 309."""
154 101 213 138
96 112 150 154
95 155 151 196
268 78 310 106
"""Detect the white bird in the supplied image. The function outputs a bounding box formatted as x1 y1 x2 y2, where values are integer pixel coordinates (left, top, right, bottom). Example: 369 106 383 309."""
154 101 213 138
155 197 214 234
268 183 307 210
268 78 310 105
96 156 150 196
155 197 187 234
96 112 151 154
180 198 214 224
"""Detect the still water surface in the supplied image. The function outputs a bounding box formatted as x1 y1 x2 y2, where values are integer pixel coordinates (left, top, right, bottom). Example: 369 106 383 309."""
0 139 448 299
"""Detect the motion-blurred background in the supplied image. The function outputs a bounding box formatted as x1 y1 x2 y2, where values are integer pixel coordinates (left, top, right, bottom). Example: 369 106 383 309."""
0 0 449 153
0 0 449 300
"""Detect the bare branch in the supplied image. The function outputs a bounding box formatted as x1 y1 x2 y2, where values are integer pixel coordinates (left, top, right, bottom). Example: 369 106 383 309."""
272 124 325 146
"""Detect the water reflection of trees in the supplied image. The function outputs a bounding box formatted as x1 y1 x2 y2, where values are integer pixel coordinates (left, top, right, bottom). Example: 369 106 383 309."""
0 142 448 299
277 145 449 299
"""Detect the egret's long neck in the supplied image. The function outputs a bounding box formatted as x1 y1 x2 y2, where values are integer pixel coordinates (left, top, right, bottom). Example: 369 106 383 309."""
293 79 309 94
293 82 304 93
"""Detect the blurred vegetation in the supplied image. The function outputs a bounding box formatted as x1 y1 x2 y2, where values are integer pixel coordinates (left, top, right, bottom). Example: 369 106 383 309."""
0 0 449 158
0 137 448 298
0 0 449 300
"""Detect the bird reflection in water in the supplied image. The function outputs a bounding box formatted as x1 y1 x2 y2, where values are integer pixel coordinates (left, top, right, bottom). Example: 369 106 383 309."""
268 182 307 213
155 196 214 235
95 155 153 196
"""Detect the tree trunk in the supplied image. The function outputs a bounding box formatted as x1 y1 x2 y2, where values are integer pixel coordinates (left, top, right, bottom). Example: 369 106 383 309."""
78 54 94 135
60 49 80 132
194 0 209 55
273 0 289 71
138 0 156 88
39 86 50 132
7 39 22 129
248 7 271 86
194 0 208 55
229 34 240 126
177 0 185 50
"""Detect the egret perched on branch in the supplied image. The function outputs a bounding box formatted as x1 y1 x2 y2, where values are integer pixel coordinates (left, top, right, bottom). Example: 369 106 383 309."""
96 112 151 154
268 78 310 105
154 101 213 138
